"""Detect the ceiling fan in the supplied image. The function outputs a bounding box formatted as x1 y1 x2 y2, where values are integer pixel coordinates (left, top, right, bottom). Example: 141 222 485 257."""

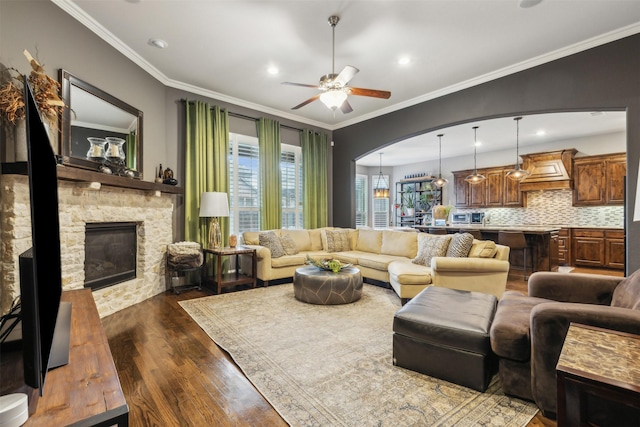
282 15 391 114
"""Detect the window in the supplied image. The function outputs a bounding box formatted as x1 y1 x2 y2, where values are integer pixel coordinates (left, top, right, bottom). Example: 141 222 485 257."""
229 133 260 234
372 174 389 229
228 134 304 235
355 174 368 227
281 144 303 229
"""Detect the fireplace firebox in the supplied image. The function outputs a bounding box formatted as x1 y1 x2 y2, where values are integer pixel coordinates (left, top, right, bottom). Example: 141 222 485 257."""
84 222 137 290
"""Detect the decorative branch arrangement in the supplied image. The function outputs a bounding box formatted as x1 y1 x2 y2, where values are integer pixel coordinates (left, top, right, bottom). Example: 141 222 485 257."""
0 49 65 128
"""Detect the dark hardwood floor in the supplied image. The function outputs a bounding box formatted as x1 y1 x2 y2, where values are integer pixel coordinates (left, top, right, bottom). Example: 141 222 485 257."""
102 267 623 427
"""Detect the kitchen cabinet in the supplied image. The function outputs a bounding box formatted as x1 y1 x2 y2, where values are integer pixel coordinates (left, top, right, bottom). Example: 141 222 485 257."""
452 166 524 208
573 229 605 267
395 178 442 227
605 229 625 269
558 228 571 266
503 172 525 206
605 155 627 204
469 175 486 207
485 169 504 207
572 228 624 270
573 153 626 206
454 173 470 207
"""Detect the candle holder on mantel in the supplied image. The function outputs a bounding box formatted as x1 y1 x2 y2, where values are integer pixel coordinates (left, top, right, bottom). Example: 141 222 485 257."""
102 137 133 177
86 137 106 162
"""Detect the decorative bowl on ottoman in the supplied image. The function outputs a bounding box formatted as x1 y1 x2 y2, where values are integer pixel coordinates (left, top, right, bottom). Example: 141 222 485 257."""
305 255 352 272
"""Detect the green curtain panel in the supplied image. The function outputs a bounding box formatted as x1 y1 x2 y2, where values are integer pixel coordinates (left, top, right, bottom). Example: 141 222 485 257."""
257 118 282 230
301 130 329 228
126 131 137 170
184 100 230 247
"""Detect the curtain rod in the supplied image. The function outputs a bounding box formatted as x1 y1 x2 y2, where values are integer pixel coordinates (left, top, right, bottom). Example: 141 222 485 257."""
181 99 304 133
229 112 304 133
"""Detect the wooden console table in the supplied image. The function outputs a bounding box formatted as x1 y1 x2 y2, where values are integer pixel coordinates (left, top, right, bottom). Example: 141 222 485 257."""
203 246 257 294
556 323 640 426
25 289 128 426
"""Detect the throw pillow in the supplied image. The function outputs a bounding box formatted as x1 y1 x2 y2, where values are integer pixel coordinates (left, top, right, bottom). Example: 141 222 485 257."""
259 231 285 258
468 240 498 258
412 235 452 266
324 229 351 252
279 234 299 256
611 268 640 310
356 229 382 253
446 233 474 257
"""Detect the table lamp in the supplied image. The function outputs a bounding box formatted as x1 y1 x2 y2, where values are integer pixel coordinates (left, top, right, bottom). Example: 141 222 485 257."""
199 192 229 249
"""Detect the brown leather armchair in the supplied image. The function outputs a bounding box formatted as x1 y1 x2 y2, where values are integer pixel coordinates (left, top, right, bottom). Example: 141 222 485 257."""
490 269 640 418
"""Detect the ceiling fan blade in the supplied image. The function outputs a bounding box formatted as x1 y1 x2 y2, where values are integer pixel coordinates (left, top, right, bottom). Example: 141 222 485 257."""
340 100 353 114
291 94 321 110
334 66 359 87
282 82 321 89
348 87 391 99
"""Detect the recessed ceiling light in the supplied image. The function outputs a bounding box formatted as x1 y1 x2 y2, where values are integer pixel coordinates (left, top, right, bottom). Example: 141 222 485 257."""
536 130 546 136
267 66 279 75
519 0 543 8
398 56 411 66
474 141 482 146
148 38 168 49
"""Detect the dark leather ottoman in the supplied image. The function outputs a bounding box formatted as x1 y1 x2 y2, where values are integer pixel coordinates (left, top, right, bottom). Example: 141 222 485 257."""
293 266 362 305
393 286 498 392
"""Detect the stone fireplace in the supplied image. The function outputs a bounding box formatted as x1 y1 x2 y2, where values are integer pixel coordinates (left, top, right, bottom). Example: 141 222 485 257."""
0 172 177 317
84 222 138 291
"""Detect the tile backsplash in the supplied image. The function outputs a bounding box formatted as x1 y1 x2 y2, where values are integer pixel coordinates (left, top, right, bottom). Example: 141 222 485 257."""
456 189 624 228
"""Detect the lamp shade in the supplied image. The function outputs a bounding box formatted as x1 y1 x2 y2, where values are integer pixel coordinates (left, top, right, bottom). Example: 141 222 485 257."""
635 158 640 222
320 90 348 110
199 192 229 217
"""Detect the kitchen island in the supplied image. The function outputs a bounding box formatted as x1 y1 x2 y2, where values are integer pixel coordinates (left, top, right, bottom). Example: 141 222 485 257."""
414 224 561 275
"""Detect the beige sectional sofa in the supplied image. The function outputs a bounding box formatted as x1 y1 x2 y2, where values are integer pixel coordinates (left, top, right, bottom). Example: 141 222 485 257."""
239 227 510 302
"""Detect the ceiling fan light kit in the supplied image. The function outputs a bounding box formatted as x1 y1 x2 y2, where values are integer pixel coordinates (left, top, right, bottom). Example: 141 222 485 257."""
320 90 348 110
465 126 486 185
283 15 391 113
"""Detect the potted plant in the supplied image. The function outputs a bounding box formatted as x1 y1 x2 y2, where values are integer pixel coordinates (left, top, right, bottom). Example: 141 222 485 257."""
419 192 434 211
403 192 415 216
0 50 64 161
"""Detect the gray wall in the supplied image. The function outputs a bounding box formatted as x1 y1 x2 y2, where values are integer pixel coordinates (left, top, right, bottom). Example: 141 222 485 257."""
1 1 332 241
333 34 640 273
0 0 167 178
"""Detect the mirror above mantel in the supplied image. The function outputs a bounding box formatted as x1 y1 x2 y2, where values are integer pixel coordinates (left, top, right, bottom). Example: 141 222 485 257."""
59 70 143 178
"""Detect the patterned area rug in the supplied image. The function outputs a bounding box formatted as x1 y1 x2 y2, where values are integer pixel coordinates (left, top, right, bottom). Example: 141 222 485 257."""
180 284 538 426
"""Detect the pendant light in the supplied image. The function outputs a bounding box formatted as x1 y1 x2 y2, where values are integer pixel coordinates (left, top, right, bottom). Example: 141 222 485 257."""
433 133 448 188
465 126 486 185
506 116 531 181
373 153 389 198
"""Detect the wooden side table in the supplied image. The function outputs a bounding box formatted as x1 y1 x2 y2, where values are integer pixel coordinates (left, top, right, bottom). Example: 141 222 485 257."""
556 323 640 426
203 246 257 294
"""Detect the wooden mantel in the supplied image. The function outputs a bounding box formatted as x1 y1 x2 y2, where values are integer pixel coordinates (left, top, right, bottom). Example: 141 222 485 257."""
1 162 183 194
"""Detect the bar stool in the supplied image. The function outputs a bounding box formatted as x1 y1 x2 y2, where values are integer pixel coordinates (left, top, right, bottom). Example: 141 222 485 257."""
429 228 448 235
467 229 483 240
498 231 532 281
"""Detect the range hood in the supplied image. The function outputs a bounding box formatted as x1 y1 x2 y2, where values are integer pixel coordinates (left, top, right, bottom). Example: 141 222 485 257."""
518 149 577 192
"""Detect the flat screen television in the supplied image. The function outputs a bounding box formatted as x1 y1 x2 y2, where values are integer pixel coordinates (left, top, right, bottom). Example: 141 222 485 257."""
18 75 70 394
